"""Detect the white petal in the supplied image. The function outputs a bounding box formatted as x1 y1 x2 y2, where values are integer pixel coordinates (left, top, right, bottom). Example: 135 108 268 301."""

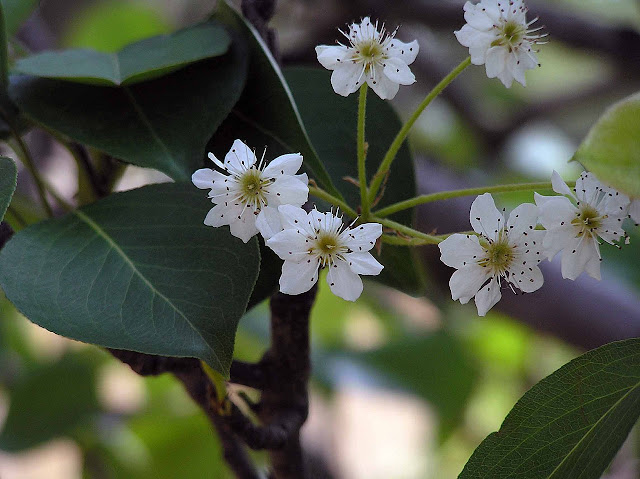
597 216 626 245
542 227 577 260
464 6 495 30
330 62 363 97
630 199 640 224
535 193 576 230
192 168 216 189
315 45 350 70
228 207 258 243
449 264 490 304
309 209 342 233
224 139 257 174
266 175 309 207
266 229 310 260
551 170 574 197
485 46 508 79
263 153 304 178
584 253 602 281
386 39 419 65
506 203 539 241
279 259 320 296
327 260 363 301
507 49 527 87
438 233 484 269
204 203 233 227
560 236 600 280
344 252 384 276
474 277 502 316
455 25 495 64
470 193 504 241
278 205 313 235
255 206 282 241
383 57 416 85
342 223 383 252
367 66 401 100
509 264 544 293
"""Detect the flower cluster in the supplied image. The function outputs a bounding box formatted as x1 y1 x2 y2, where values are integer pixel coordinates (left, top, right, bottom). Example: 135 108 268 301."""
193 140 383 301
440 171 632 316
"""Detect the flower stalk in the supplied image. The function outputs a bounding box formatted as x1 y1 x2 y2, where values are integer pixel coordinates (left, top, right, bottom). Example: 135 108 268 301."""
357 83 370 220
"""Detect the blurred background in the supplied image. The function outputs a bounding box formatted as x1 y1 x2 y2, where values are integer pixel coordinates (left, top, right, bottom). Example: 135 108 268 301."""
1 0 640 477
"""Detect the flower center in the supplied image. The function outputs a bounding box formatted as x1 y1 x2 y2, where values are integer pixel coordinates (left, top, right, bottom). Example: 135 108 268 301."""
238 168 270 210
479 235 514 274
312 232 345 267
493 21 525 51
572 205 602 235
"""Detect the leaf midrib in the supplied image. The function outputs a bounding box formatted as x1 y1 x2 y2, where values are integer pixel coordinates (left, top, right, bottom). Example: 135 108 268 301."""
73 209 222 370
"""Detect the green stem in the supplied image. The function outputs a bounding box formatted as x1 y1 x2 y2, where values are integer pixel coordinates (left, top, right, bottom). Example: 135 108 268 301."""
309 186 357 218
357 83 370 220
368 56 472 204
372 215 442 244
374 181 574 218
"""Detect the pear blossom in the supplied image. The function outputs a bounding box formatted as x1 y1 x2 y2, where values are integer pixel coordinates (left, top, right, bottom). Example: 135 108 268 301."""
455 0 546 87
192 140 308 243
439 193 545 316
264 205 383 301
315 17 418 100
535 171 630 280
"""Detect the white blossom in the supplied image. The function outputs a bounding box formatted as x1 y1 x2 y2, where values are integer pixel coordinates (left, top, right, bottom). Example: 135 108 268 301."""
315 17 418 100
535 171 630 280
264 205 383 301
629 199 640 225
192 140 308 243
455 0 546 87
439 193 545 316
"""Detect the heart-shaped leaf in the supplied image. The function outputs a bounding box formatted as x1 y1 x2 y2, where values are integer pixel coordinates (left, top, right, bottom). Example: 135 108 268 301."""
14 23 231 86
9 27 247 181
0 156 16 222
212 0 340 198
573 92 640 197
0 183 260 375
459 338 640 479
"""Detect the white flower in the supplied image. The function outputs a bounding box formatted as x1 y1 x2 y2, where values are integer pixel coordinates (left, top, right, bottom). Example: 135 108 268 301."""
192 140 309 243
264 205 383 301
535 171 630 280
455 0 546 87
315 17 418 100
439 193 545 316
629 199 640 225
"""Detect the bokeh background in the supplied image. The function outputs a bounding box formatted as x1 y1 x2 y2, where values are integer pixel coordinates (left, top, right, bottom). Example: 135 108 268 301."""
1 0 640 477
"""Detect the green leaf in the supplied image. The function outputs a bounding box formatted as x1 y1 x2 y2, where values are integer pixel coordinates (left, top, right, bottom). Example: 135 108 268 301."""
0 352 101 451
212 0 340 198
1 0 37 37
15 23 231 86
573 92 640 197
0 183 260 376
459 338 640 479
285 68 425 294
0 156 16 222
9 29 247 181
357 331 477 434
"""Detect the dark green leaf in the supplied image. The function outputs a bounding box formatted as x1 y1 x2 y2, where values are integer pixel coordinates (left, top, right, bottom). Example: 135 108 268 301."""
573 92 640 197
0 183 260 375
0 156 16 222
285 68 425 294
0 353 100 451
15 23 231 86
1 0 37 37
212 0 339 198
9 29 247 181
460 338 640 479
358 330 476 434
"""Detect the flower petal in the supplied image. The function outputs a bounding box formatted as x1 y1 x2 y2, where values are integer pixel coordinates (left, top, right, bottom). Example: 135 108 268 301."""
551 170 574 197
367 66 401 100
224 139 257 174
506 202 539 241
560 236 600 280
342 223 383 252
315 45 350 70
192 168 216 189
542 227 577 260
470 193 504 241
464 5 495 30
485 46 508 79
279 259 320 296
278 204 313 234
263 153 304 178
449 264 490 304
630 199 640 224
266 229 310 260
535 193 576 230
510 263 544 293
386 39 419 65
455 25 495 64
438 233 484 269
383 57 416 85
327 260 363 301
474 277 501 316
344 252 384 276
255 206 282 241
228 207 258 243
204 203 233 228
330 61 363 97
266 175 309 208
